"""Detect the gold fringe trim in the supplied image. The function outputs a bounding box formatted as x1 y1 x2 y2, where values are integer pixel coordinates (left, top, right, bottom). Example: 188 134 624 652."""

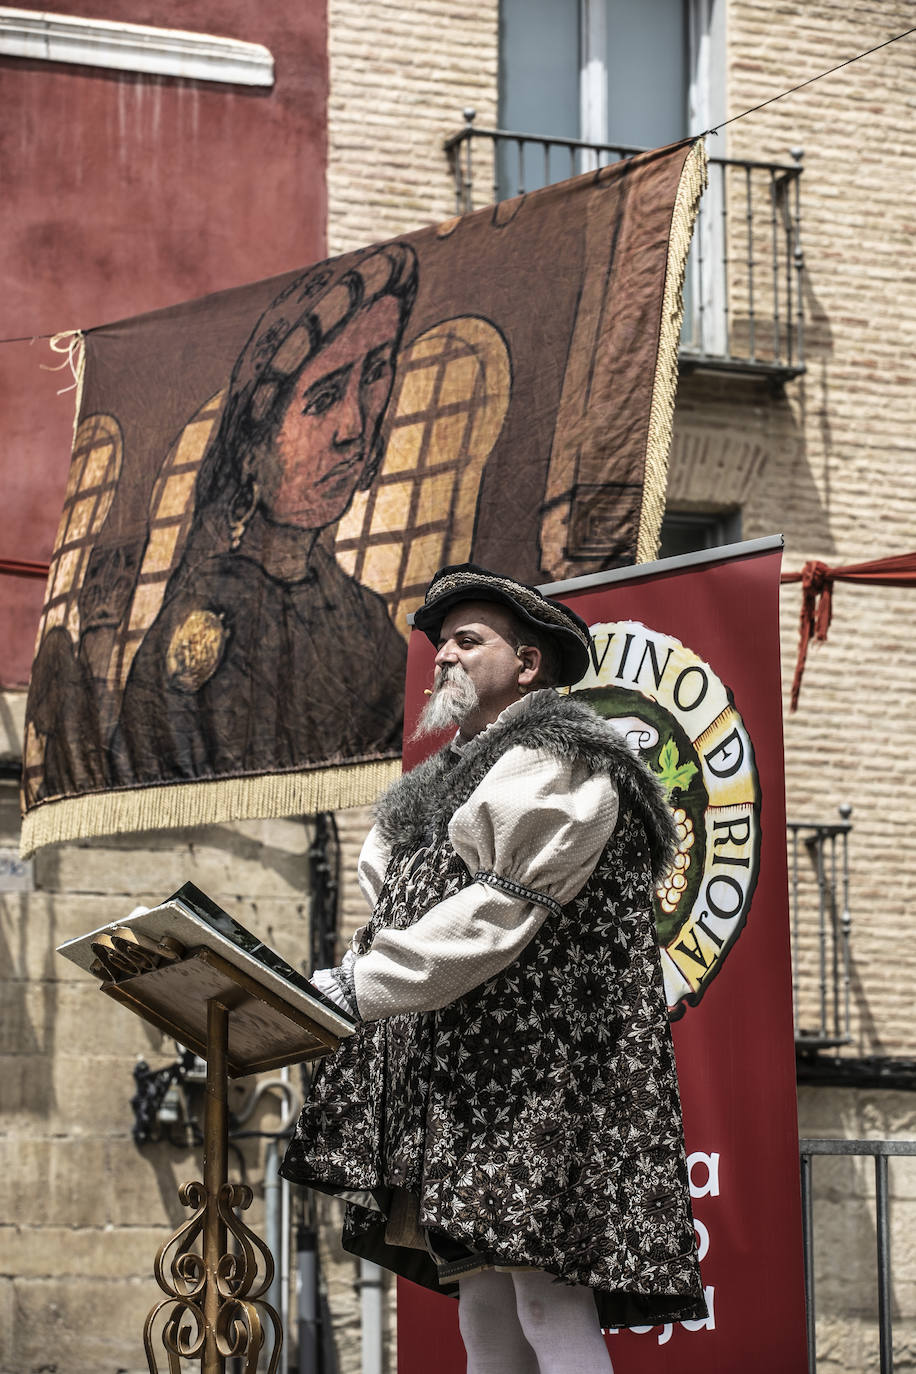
636 139 708 563
19 758 402 858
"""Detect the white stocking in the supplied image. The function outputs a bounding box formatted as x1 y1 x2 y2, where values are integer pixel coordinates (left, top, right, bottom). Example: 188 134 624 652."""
511 1270 614 1374
458 1270 540 1374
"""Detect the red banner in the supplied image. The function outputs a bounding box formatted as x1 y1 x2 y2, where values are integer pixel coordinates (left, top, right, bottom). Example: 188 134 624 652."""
397 539 808 1373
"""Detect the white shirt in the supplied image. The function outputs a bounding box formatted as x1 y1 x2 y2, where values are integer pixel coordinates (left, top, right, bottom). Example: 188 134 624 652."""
351 693 619 1021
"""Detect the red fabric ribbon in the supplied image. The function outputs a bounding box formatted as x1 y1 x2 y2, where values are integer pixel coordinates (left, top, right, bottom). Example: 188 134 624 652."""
781 552 916 710
0 558 50 578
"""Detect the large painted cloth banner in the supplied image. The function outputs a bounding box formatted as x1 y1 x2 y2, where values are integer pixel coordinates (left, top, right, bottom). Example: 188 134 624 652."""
397 538 809 1373
20 140 705 856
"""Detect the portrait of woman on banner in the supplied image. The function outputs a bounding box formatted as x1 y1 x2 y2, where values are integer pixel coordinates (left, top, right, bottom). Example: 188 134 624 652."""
114 243 418 786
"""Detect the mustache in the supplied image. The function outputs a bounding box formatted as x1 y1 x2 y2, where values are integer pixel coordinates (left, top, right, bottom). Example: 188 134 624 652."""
411 663 479 739
431 663 461 690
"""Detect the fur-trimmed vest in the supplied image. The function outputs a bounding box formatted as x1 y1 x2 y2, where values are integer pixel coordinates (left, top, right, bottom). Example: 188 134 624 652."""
281 692 705 1328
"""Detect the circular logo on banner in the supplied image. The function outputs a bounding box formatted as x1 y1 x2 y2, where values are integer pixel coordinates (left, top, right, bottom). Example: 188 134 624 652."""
572 620 761 1019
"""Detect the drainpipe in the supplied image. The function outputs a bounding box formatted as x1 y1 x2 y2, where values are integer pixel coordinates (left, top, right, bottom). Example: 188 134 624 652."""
264 1139 282 1322
360 1259 384 1374
281 1170 291 1341
297 1222 319 1373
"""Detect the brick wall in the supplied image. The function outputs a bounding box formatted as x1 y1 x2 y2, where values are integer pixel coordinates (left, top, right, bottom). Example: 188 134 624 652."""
327 0 916 1059
0 712 388 1372
667 0 916 1057
325 0 498 254
671 11 916 1359
322 0 914 1052
322 5 916 1368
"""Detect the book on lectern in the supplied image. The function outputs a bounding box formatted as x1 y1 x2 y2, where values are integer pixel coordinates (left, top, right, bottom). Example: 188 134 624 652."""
57 881 355 1075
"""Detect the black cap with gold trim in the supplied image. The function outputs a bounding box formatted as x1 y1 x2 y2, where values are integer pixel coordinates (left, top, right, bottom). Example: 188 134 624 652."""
413 563 591 687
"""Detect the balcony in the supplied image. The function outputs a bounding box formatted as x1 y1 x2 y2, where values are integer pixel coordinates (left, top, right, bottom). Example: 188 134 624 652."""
445 114 805 387
801 1137 916 1373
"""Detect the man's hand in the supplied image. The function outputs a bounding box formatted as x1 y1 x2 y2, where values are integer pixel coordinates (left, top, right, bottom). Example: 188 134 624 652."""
310 949 360 1019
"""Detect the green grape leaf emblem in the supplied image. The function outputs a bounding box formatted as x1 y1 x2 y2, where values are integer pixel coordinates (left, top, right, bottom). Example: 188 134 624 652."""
653 737 698 796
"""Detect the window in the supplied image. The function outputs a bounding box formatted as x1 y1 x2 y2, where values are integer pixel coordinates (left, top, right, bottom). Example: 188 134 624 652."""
658 508 741 560
498 0 724 184
498 0 726 349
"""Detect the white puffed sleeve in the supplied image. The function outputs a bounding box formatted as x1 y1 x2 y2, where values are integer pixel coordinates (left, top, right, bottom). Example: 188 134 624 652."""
346 824 394 960
357 824 392 909
352 746 618 1021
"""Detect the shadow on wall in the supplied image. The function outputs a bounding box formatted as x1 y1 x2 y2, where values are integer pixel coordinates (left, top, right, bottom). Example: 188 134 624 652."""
31 817 314 903
0 888 59 1119
670 343 834 557
848 955 886 1060
795 268 836 537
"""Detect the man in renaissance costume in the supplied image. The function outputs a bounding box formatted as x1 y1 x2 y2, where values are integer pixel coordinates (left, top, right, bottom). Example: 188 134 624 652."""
282 563 705 1372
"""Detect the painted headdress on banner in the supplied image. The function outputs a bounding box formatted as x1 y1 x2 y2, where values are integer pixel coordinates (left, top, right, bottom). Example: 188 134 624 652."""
195 242 419 543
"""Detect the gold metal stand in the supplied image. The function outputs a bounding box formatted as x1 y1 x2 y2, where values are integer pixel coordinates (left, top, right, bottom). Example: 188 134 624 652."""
143 998 282 1374
59 890 354 1374
140 1000 280 1374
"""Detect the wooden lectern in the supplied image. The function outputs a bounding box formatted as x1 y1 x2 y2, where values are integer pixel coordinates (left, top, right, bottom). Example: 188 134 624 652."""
58 882 355 1374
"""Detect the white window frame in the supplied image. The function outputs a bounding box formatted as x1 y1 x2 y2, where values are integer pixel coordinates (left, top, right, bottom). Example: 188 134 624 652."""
576 0 727 355
577 0 725 146
578 0 607 170
0 7 274 86
685 0 727 355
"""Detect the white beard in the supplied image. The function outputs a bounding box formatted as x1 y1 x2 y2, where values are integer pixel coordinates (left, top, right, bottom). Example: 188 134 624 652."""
412 664 480 738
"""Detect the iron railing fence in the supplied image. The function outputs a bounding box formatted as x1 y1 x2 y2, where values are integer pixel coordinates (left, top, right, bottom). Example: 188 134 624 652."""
444 113 805 384
800 1138 916 1374
789 812 853 1051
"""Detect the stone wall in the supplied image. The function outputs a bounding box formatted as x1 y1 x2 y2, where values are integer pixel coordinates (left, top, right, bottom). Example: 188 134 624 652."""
0 693 390 1372
798 1086 916 1372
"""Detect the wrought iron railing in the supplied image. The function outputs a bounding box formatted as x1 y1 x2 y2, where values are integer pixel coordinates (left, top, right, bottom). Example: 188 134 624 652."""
800 1138 916 1374
444 112 805 383
789 810 853 1051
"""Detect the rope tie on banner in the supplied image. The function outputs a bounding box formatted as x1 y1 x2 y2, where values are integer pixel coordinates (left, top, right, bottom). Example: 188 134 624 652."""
787 560 834 712
782 552 916 711
43 330 87 450
43 330 85 396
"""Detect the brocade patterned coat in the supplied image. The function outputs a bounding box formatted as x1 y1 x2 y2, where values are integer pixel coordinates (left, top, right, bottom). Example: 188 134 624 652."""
281 691 706 1328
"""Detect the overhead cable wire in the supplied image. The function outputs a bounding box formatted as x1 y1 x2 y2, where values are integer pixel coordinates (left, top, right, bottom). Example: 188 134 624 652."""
701 25 916 136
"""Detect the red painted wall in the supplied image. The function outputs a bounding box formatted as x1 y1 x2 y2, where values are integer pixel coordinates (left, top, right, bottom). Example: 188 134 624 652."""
1 0 328 686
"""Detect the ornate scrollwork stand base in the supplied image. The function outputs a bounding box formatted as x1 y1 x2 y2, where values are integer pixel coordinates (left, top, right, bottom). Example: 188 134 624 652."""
142 1000 283 1373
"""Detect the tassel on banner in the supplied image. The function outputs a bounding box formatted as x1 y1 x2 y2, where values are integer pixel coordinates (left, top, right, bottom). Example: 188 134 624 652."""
637 138 708 563
637 137 708 563
19 758 402 859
